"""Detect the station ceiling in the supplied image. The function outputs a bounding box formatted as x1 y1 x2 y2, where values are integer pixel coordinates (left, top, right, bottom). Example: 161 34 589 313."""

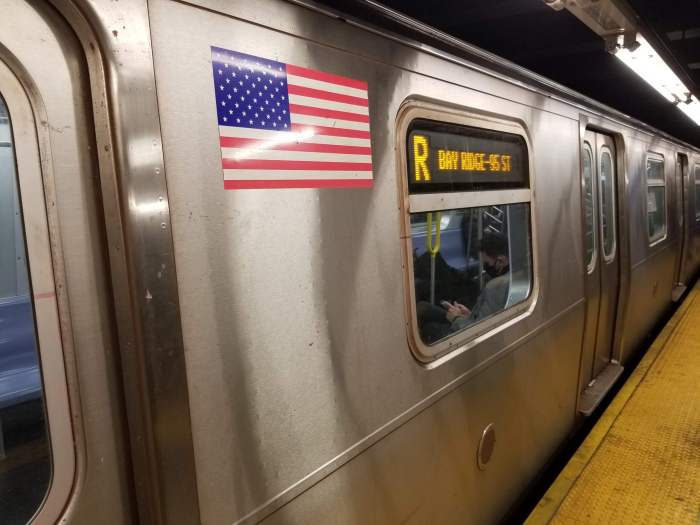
319 0 700 147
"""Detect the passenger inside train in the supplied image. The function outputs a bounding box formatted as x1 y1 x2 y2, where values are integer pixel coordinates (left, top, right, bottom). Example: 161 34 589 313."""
412 204 530 345
445 232 510 329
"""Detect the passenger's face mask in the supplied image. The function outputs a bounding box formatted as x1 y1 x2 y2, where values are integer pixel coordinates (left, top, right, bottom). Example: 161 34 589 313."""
483 261 501 278
482 255 507 278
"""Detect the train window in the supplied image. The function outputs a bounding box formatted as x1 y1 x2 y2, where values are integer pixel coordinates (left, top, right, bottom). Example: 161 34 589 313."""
646 154 666 244
0 96 51 523
409 204 532 345
695 164 700 221
402 116 534 359
599 147 616 260
583 142 596 272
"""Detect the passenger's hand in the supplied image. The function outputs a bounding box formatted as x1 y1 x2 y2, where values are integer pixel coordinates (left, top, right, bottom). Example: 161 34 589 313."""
446 302 470 322
453 302 470 316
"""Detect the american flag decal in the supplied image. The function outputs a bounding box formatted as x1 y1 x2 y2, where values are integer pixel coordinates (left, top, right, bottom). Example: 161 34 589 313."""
211 46 373 189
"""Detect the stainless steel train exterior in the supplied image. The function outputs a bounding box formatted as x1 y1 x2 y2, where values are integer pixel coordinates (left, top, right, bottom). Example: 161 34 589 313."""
1 0 699 524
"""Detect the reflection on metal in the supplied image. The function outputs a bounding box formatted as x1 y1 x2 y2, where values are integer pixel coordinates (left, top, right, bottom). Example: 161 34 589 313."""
45 0 202 523
133 197 168 216
477 423 496 470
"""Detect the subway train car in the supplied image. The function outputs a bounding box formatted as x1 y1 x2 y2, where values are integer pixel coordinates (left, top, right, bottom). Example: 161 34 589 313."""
1 0 700 524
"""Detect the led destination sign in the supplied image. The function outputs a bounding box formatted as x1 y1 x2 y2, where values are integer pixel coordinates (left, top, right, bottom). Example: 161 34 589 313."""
407 120 528 193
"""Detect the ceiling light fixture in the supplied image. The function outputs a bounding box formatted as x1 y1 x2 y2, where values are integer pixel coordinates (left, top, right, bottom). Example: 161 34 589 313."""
613 34 700 125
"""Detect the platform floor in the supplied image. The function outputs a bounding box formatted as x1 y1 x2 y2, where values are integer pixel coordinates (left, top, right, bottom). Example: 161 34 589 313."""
526 284 700 524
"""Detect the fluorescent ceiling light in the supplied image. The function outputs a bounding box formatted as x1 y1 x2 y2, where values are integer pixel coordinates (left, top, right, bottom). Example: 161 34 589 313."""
678 95 700 124
614 34 700 125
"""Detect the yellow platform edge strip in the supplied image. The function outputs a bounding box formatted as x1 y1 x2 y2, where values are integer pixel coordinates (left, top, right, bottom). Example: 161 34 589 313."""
524 285 699 525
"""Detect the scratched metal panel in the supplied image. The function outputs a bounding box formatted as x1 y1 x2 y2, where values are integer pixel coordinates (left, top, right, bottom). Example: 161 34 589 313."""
622 247 677 360
149 0 587 522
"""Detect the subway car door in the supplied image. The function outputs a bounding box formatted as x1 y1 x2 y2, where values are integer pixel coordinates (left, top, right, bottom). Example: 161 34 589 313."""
579 130 623 415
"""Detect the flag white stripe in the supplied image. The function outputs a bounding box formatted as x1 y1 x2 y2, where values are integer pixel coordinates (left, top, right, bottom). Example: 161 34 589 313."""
221 147 372 163
287 94 369 115
212 53 285 78
219 126 371 147
224 169 372 181
290 113 370 131
287 74 368 98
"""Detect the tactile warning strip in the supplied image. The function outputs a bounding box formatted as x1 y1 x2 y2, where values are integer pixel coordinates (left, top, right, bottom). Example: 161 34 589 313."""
527 285 700 524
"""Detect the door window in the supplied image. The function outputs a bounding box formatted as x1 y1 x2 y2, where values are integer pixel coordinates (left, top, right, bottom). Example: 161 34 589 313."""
583 142 596 272
646 154 666 244
0 96 51 524
599 147 616 260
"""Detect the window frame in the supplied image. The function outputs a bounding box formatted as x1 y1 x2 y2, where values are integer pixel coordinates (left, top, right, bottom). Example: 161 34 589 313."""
0 61 75 521
645 152 667 246
694 163 700 222
396 101 538 364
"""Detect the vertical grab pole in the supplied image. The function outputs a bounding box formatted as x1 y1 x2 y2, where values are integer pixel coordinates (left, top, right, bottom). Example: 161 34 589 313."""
426 212 442 304
478 209 485 289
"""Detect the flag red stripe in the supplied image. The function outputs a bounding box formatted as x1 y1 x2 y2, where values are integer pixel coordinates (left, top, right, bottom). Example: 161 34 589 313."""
289 104 369 123
290 123 370 139
219 136 371 155
224 179 373 189
287 84 368 107
222 159 372 171
286 64 368 90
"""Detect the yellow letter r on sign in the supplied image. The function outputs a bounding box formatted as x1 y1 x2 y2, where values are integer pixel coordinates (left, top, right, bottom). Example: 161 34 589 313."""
413 134 431 182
